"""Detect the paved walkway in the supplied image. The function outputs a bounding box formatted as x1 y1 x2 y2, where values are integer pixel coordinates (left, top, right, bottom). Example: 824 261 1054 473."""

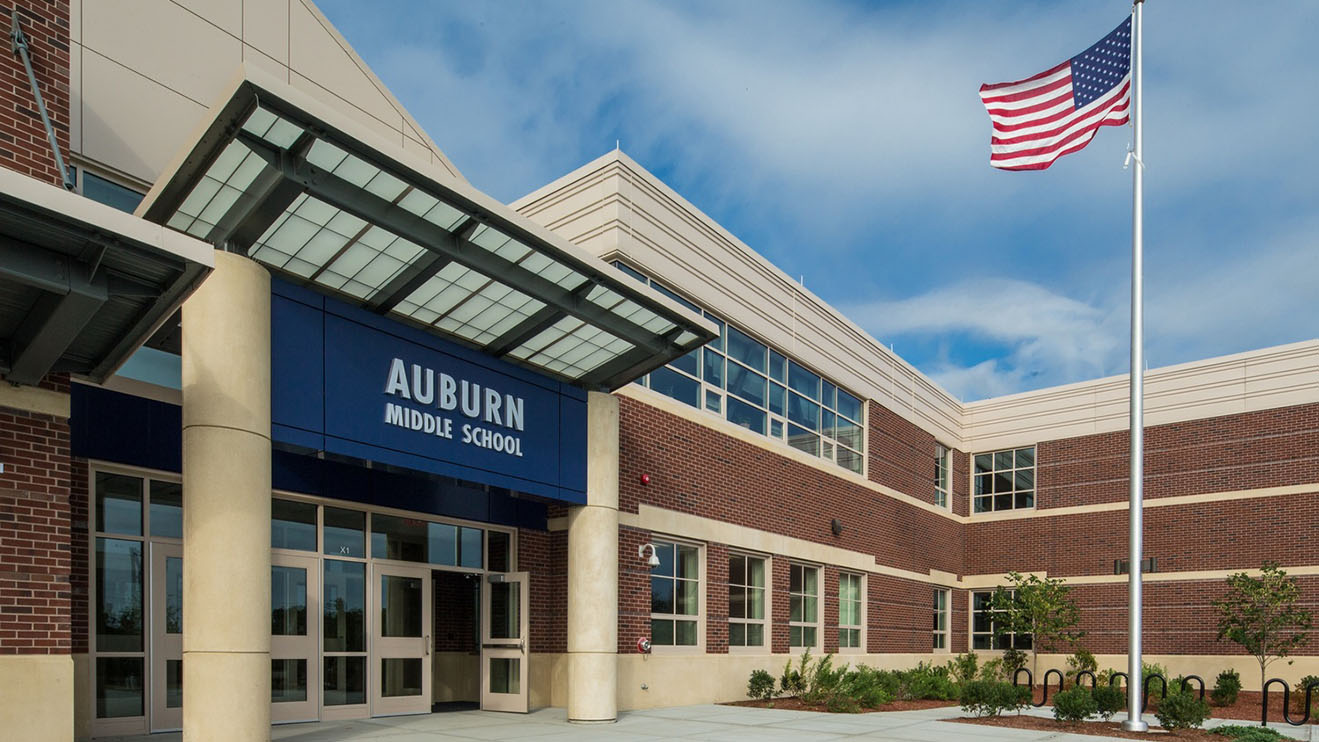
105 704 1314 741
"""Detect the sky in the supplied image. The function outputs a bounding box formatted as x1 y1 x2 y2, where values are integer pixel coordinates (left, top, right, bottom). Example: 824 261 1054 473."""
317 0 1319 402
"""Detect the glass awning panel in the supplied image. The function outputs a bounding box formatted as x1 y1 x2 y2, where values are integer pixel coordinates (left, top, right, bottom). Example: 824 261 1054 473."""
137 75 716 389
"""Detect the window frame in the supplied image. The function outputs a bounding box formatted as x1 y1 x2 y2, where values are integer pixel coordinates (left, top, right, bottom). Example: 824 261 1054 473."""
727 552 769 652
648 538 705 653
971 446 1036 513
788 563 821 651
932 588 950 652
934 443 952 510
970 589 1033 651
837 572 865 654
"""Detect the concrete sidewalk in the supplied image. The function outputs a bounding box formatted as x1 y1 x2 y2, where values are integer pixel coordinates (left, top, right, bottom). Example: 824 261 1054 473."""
104 704 1314 741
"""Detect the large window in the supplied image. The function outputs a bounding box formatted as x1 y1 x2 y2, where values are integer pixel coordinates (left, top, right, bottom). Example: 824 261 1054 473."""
728 554 767 648
788 564 820 649
838 573 863 650
650 541 700 647
933 589 949 650
617 262 864 474
972 446 1035 513
935 444 951 509
971 590 1032 650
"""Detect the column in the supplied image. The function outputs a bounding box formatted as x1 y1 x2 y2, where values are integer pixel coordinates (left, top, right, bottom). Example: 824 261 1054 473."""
566 392 619 722
181 251 271 741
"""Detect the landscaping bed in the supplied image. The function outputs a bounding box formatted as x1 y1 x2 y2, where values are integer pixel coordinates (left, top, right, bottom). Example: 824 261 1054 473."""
953 715 1299 741
1025 688 1315 725
724 697 957 713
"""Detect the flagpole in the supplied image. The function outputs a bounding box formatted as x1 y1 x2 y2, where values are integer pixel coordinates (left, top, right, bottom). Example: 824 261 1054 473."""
1121 0 1148 733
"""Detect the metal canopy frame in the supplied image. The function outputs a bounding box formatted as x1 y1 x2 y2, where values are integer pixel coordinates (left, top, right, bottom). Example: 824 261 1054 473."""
0 168 213 385
138 73 716 390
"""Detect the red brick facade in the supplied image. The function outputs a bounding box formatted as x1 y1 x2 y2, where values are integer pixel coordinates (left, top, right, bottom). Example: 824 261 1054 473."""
0 378 72 656
2 0 71 188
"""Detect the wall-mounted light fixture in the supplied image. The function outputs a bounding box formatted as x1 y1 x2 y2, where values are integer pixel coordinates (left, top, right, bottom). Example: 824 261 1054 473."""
638 543 661 567
640 473 651 485
830 518 844 536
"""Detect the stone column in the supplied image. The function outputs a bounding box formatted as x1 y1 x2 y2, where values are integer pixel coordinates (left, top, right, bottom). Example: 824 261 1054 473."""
180 251 271 741
566 392 619 722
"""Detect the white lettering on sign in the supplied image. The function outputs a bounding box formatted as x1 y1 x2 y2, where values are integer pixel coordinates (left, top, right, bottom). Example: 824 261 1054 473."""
382 358 527 458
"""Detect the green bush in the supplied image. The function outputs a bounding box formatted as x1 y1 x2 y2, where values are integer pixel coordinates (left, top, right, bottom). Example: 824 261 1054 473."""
979 658 1006 682
801 654 850 705
748 669 776 701
1052 686 1098 722
947 652 979 685
1153 689 1211 730
1211 725 1285 740
1143 661 1170 699
780 651 809 697
1295 674 1319 714
1091 684 1125 720
1210 668 1241 706
837 666 895 709
959 680 1029 717
1065 649 1098 686
1002 648 1028 677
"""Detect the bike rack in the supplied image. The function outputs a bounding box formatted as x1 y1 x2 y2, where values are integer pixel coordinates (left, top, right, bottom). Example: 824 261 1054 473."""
1074 669 1098 690
1011 667 1066 707
1260 678 1319 727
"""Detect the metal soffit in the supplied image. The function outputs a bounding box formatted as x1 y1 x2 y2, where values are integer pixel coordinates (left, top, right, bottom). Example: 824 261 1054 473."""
138 78 715 390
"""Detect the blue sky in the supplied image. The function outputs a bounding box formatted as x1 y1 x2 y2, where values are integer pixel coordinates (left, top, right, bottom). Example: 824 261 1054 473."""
317 0 1319 401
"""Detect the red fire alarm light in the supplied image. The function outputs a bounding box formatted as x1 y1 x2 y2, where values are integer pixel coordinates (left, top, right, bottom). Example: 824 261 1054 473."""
640 473 651 485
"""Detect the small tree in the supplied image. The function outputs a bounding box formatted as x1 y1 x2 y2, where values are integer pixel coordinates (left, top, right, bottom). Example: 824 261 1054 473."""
1213 562 1313 692
990 571 1084 681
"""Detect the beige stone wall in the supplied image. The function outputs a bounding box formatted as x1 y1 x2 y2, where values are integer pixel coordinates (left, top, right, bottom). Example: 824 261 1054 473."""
69 0 462 187
0 655 74 742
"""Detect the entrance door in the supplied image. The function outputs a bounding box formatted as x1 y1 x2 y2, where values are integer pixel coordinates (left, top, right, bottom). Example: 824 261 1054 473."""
370 563 432 716
480 572 529 713
148 543 183 732
271 553 319 723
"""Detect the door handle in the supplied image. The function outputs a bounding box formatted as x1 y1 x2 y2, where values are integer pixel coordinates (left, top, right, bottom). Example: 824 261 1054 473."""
425 634 430 656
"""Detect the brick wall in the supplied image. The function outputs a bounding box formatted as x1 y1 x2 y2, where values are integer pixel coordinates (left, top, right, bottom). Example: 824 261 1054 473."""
0 379 72 655
521 527 566 654
1 1 71 186
432 570 478 653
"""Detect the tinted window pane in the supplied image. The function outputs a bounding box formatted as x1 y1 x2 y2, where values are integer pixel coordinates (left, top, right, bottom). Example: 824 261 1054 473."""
769 350 787 383
704 313 725 352
649 365 700 408
726 326 766 373
822 380 837 411
96 472 141 535
96 657 144 718
726 361 766 407
787 393 819 431
83 171 144 213
272 659 307 703
96 538 142 652
612 261 646 282
166 659 183 708
148 481 182 538
726 396 766 435
788 425 819 456
787 360 820 401
271 499 316 551
426 521 457 566
768 382 785 416
381 575 423 637
703 348 724 386
382 658 423 697
488 530 512 572
272 565 308 636
324 560 365 652
371 513 427 562
165 556 182 634
650 576 674 614
324 656 365 706
836 390 862 422
323 507 365 558
670 348 699 377
459 527 483 569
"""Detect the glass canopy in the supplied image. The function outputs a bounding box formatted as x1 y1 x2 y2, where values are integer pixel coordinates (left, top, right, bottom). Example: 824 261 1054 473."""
138 75 715 390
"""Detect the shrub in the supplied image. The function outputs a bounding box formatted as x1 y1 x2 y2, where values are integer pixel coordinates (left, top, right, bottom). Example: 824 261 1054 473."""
1052 686 1098 722
837 666 895 709
1210 669 1241 706
1143 661 1170 699
947 652 979 686
1002 648 1028 677
960 679 1030 717
1066 649 1098 686
1154 689 1211 730
891 662 957 701
979 658 1006 682
1092 684 1125 720
748 669 776 701
801 654 848 705
1211 725 1285 740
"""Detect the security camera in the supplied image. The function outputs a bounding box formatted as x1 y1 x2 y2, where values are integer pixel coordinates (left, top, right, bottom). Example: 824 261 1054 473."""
638 543 661 568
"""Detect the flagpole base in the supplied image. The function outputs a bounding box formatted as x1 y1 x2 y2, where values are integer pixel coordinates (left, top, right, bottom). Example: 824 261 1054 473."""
1122 719 1150 732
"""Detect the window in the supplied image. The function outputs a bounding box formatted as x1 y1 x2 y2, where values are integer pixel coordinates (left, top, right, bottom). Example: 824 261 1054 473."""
789 564 820 649
650 541 700 647
971 590 1032 650
838 573 863 650
75 166 145 213
617 261 865 474
972 446 1035 513
728 554 767 648
934 444 951 509
933 589 949 650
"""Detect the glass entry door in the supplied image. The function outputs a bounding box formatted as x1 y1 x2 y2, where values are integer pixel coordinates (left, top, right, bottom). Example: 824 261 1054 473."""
480 572 529 713
271 553 319 723
370 563 432 716
148 543 183 732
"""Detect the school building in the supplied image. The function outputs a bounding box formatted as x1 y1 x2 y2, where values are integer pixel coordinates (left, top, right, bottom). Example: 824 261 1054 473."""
0 2 1314 740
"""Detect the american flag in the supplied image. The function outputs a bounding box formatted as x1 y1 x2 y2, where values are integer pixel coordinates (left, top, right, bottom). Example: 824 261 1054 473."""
980 18 1132 171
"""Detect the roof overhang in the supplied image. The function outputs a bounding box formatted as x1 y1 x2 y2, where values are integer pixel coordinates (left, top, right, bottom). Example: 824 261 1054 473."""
0 167 213 386
138 67 717 390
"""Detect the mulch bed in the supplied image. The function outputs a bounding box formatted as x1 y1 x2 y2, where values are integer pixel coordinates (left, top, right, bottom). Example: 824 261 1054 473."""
724 697 958 713
1022 688 1315 725
954 715 1235 741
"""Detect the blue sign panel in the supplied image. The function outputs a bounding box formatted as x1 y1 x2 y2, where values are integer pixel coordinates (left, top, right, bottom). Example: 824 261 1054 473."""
271 281 587 504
